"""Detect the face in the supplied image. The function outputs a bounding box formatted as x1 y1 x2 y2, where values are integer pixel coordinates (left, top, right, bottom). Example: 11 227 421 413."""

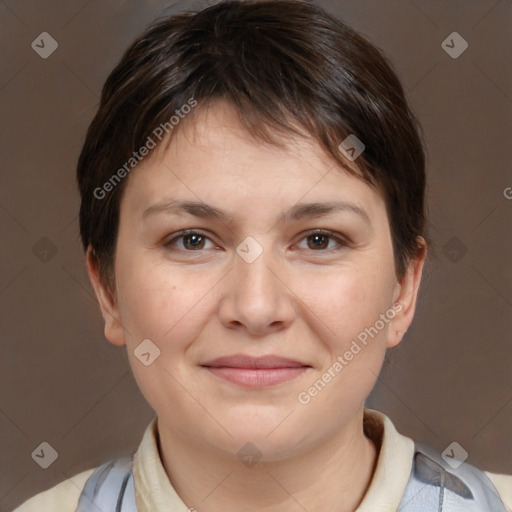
87 102 425 461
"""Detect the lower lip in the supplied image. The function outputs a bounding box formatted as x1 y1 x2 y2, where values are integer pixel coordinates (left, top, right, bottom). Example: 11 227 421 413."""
202 366 309 387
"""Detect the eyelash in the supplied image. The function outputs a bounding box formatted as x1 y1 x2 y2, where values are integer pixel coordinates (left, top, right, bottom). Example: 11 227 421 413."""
163 229 350 254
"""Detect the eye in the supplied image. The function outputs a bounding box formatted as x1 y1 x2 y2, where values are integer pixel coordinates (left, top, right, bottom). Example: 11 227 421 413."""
296 230 349 252
163 229 349 253
164 230 217 251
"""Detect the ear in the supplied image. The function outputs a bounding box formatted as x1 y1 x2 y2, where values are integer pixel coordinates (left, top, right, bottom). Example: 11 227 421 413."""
85 246 126 347
387 237 427 349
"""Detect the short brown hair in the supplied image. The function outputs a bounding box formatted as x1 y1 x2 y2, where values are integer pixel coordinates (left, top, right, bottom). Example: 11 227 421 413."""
77 0 430 294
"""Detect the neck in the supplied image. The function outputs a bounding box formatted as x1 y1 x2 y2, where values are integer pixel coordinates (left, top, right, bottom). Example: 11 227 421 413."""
157 408 379 512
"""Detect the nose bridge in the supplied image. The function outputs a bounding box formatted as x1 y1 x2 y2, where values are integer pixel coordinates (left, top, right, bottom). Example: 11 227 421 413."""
221 234 294 332
234 234 279 298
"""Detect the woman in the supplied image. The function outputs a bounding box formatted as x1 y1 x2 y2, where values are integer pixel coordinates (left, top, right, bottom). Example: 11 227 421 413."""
15 1 511 510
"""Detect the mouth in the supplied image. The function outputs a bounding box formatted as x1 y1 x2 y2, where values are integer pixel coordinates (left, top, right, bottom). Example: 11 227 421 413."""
200 354 311 388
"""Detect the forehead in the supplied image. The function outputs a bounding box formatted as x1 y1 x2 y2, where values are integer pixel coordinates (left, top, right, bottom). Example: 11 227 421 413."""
121 102 386 224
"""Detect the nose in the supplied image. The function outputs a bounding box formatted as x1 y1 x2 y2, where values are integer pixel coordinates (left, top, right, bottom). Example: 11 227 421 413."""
218 238 296 336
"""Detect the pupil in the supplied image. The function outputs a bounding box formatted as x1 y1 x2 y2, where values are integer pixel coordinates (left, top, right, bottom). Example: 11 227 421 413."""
186 234 203 249
310 234 327 249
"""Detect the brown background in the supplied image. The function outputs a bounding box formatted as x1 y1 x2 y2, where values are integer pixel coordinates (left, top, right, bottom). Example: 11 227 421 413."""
1 0 511 510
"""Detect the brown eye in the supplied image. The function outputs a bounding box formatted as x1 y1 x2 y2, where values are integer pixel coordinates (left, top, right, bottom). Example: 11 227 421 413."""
298 230 349 252
307 233 329 250
164 230 215 251
182 233 206 250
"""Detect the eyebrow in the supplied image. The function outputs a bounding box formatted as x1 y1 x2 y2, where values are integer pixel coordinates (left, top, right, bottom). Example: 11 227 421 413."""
142 199 371 226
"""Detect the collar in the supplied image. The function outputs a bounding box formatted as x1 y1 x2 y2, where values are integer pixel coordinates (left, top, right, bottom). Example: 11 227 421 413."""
132 408 415 512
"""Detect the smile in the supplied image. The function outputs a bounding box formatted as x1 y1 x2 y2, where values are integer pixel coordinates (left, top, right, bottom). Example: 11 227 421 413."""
202 366 309 387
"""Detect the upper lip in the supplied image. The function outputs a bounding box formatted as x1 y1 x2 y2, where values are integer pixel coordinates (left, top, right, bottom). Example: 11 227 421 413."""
200 354 310 369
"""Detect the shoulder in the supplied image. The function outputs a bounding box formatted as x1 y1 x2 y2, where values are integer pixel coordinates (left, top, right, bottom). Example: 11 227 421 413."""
12 467 95 512
484 471 512 512
402 441 512 511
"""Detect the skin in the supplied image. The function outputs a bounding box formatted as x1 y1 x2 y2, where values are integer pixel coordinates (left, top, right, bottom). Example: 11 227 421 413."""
86 101 426 512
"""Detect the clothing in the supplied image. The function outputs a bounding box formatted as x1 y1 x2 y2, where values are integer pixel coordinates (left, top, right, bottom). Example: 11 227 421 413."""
70 439 509 512
13 408 512 511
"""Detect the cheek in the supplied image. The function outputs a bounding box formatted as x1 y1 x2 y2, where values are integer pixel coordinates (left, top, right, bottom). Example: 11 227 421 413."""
120 273 210 344
114 247 200 348
295 271 390 419
116 263 213 412
304 266 393 345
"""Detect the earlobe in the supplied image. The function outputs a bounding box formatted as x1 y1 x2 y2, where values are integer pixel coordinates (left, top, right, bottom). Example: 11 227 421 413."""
85 246 126 347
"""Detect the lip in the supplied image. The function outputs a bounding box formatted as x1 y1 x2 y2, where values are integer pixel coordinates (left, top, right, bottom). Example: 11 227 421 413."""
200 354 311 388
200 354 309 369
